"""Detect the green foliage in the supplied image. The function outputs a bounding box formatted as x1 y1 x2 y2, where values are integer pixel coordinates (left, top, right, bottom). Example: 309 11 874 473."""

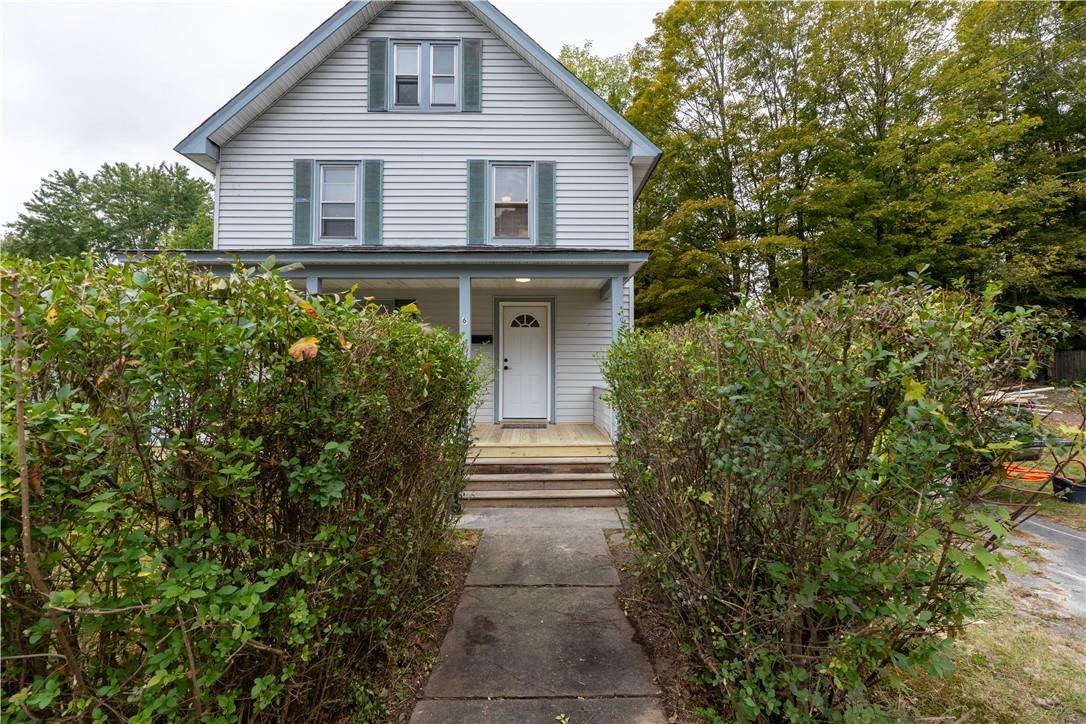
625 0 1085 326
558 41 633 113
1 254 480 721
4 162 213 259
603 281 1053 720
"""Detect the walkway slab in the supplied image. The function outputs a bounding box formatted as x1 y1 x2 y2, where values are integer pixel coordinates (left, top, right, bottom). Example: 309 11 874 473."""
413 507 663 724
410 697 667 724
457 506 625 530
423 586 658 699
465 528 619 586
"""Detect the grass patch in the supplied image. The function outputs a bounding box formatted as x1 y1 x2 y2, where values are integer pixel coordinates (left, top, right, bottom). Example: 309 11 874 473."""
989 484 1086 532
882 587 1086 723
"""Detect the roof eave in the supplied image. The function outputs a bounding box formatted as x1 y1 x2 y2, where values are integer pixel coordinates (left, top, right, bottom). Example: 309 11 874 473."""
466 1 660 161
173 0 374 167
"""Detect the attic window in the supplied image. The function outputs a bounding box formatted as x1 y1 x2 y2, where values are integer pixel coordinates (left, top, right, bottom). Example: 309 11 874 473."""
431 44 458 106
389 40 461 111
394 42 420 106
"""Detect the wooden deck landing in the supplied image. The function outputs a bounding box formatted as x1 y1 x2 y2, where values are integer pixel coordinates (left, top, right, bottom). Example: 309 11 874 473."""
471 423 614 458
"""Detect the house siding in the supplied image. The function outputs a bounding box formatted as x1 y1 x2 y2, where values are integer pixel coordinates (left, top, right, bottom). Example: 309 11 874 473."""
215 0 632 250
346 285 623 424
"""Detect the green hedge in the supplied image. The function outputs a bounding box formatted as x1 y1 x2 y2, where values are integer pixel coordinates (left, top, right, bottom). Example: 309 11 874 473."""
603 282 1051 721
1 254 480 721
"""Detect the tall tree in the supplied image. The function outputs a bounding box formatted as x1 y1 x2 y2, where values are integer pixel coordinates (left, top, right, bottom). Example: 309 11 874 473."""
4 162 213 259
623 0 1085 325
558 41 634 113
628 1 754 324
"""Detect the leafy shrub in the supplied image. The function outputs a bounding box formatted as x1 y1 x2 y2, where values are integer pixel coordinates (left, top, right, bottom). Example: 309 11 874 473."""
603 282 1050 721
1 254 479 721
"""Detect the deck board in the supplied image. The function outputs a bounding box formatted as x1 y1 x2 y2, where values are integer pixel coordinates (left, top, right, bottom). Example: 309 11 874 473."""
472 423 611 447
471 423 613 458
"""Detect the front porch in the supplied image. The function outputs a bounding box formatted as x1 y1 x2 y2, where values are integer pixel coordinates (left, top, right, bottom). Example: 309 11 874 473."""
176 246 641 506
176 246 644 428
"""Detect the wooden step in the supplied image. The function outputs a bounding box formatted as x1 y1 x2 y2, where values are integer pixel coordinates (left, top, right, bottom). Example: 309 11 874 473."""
468 456 615 466
460 488 622 508
470 445 614 458
466 479 617 492
468 472 615 483
468 459 613 476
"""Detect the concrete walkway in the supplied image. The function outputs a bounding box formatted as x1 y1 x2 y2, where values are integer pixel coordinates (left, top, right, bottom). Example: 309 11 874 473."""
410 507 666 724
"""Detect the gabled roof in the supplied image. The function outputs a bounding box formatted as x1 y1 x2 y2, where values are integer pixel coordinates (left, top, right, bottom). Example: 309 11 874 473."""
175 0 661 190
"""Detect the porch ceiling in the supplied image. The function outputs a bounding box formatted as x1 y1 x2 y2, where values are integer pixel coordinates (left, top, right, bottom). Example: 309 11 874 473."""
319 277 606 292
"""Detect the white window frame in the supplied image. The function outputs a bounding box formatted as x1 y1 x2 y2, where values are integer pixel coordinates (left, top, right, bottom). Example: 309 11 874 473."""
429 42 458 107
388 39 462 111
489 162 533 244
393 41 421 108
318 162 360 242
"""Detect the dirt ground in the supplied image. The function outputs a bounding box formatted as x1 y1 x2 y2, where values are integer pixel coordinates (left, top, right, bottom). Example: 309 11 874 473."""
387 529 481 723
1039 387 1085 431
606 529 705 724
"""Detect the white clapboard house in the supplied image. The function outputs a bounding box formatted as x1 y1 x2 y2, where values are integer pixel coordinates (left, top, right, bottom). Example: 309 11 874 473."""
173 0 661 504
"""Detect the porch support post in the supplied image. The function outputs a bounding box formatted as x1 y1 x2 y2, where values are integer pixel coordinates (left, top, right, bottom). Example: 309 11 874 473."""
458 275 472 354
609 275 623 341
305 276 320 295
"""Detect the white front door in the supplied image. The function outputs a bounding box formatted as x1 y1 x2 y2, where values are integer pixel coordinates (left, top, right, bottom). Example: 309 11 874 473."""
501 303 549 419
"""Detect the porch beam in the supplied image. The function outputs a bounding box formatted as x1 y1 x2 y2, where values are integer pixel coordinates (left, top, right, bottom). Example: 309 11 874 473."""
458 275 472 352
275 265 633 280
610 275 623 341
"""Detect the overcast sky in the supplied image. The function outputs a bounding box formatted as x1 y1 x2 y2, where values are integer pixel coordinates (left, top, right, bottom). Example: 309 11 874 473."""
0 0 667 228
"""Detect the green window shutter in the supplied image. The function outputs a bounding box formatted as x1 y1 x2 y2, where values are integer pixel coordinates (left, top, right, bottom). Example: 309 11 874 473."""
363 159 383 245
368 38 388 112
535 161 556 246
293 159 315 246
462 39 482 112
466 159 487 245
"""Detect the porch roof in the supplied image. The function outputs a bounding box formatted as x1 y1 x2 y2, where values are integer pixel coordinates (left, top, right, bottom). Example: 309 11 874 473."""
135 246 650 281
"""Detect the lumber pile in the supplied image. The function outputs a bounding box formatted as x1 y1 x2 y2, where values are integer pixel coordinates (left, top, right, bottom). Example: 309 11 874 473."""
982 386 1058 416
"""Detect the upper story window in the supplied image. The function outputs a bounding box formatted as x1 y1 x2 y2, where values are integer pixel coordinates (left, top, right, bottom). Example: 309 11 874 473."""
391 40 460 111
394 43 420 106
430 44 458 106
319 164 358 239
492 163 531 241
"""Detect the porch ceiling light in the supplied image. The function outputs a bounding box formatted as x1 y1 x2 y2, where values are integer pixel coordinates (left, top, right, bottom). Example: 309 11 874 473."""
515 277 532 283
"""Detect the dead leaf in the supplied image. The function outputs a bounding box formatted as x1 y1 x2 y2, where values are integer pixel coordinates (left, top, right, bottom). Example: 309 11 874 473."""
288 336 319 361
45 307 58 326
299 301 318 319
29 465 42 496
334 327 352 351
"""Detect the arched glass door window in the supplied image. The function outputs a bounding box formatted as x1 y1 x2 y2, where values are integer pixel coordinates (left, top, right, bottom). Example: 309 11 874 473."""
510 313 540 328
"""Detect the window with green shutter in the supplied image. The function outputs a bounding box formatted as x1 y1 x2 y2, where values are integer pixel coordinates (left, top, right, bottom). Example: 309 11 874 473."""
462 38 482 112
370 38 479 112
368 38 388 112
293 159 315 246
535 161 556 246
467 159 487 245
363 160 383 245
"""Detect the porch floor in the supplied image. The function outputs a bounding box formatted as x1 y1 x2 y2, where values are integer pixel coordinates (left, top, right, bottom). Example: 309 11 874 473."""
470 423 613 459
